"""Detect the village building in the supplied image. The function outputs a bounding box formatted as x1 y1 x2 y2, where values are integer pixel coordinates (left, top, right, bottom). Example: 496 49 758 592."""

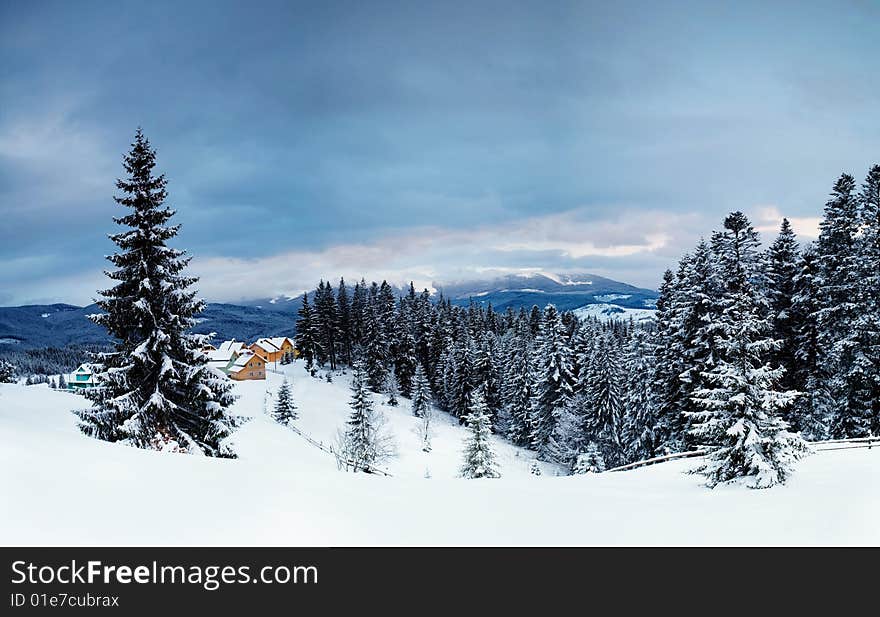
228 351 266 381
66 364 99 390
205 340 247 375
249 337 295 364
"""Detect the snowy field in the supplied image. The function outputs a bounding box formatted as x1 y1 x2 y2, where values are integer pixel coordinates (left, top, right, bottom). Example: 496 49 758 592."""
572 303 656 322
1 366 878 546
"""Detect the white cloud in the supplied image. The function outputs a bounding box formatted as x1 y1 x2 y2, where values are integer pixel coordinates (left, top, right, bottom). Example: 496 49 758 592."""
188 208 708 301
753 205 821 240
9 203 825 306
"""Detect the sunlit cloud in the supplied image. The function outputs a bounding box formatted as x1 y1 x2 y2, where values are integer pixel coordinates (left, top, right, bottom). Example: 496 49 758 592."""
753 205 822 240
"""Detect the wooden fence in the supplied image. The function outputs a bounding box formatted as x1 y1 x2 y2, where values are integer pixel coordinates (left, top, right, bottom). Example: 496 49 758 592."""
262 384 393 477
607 435 879 473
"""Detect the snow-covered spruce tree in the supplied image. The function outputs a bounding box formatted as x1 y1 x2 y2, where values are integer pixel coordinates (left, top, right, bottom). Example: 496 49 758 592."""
500 322 534 447
273 378 297 425
363 300 389 393
688 212 808 489
410 362 432 417
313 280 338 369
573 443 605 474
410 362 434 451
856 164 880 435
448 330 475 421
336 278 353 366
670 241 721 449
391 311 417 398
295 292 319 375
337 360 395 472
529 305 575 458
765 218 801 392
76 129 238 457
787 244 829 438
814 174 869 437
0 359 15 383
546 395 588 471
385 369 400 406
473 333 501 420
650 269 689 451
460 388 500 479
584 332 626 467
622 328 659 463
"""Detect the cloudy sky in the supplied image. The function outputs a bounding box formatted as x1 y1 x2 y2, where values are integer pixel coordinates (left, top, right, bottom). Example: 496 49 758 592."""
1 0 878 305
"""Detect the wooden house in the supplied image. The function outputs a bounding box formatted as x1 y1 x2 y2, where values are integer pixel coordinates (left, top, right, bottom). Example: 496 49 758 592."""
67 364 99 390
228 351 266 381
249 337 295 364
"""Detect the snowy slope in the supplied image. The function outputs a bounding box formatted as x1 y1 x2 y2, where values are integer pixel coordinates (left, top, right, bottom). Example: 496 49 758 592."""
246 363 560 479
1 379 878 546
572 303 656 323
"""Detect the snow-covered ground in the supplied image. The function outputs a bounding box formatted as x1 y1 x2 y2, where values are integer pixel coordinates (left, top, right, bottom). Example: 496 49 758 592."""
1 369 877 546
572 303 656 323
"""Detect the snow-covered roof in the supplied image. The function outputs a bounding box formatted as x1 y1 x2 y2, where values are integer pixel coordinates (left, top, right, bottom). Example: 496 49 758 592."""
207 349 233 362
251 337 290 353
67 364 99 384
217 340 246 354
208 340 246 362
230 352 264 371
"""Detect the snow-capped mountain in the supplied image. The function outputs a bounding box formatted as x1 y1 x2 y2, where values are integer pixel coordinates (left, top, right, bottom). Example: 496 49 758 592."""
436 271 657 313
238 272 657 315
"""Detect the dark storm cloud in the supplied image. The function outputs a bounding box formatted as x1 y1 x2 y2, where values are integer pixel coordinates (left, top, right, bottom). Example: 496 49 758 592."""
1 0 878 303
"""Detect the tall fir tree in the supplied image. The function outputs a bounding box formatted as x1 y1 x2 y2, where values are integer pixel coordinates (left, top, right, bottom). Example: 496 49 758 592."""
622 328 659 462
459 388 500 479
295 292 319 374
501 322 534 446
273 378 297 425
788 244 829 438
583 332 626 466
815 174 871 437
0 359 15 383
363 300 389 392
855 165 880 435
336 278 353 366
765 218 801 392
688 212 807 488
76 129 237 456
529 305 575 457
411 362 433 416
337 361 394 472
651 268 689 451
546 394 588 471
673 241 721 449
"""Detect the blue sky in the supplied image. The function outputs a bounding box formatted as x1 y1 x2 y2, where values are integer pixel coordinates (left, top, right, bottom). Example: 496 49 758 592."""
1 0 878 304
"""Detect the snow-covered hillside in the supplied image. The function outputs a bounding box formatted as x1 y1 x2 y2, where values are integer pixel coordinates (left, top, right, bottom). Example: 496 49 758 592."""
572 303 656 323
233 363 561 479
0 374 877 546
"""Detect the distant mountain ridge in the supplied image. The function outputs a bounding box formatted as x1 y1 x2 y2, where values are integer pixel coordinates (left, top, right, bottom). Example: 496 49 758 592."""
0 272 656 349
0 303 297 349
435 271 657 312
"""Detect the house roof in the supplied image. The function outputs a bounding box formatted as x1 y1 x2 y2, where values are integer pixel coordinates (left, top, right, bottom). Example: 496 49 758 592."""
251 337 291 353
218 340 246 354
230 352 264 371
208 340 246 362
67 364 99 383
208 359 231 371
